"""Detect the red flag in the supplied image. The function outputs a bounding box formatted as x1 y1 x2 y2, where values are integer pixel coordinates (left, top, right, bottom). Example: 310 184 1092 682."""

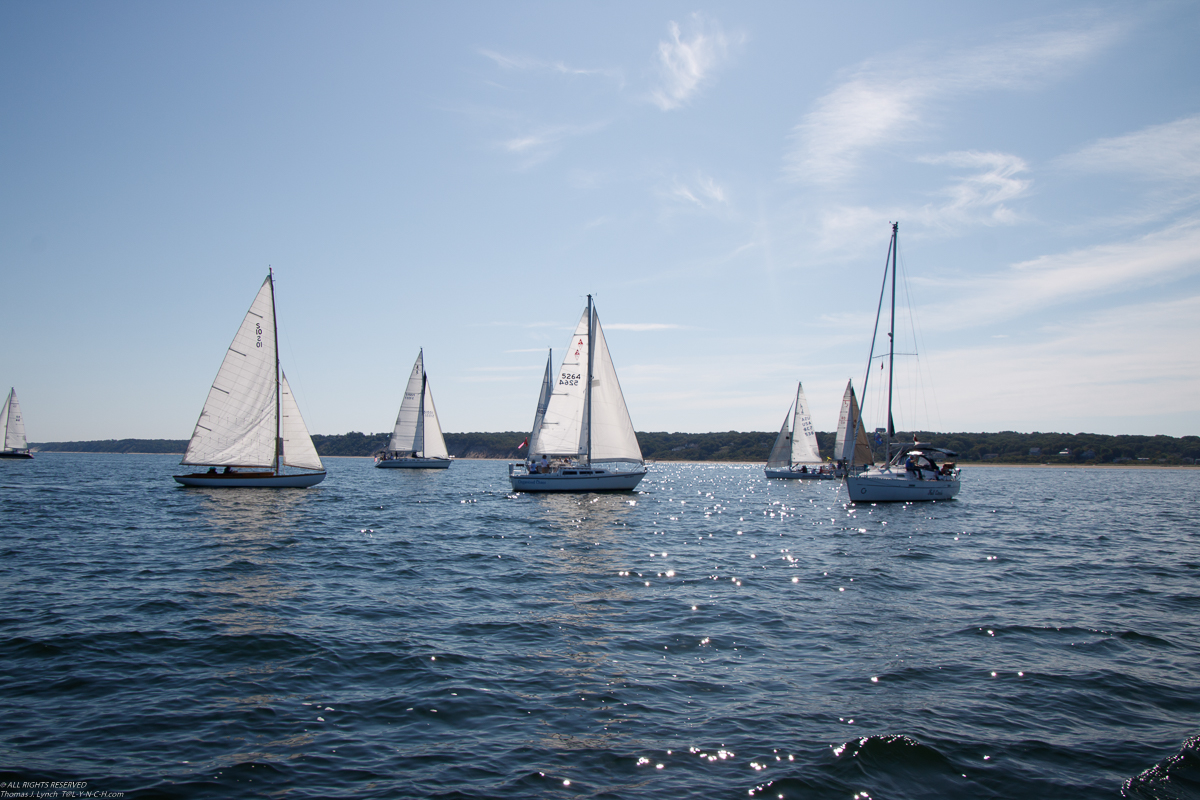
517 437 528 450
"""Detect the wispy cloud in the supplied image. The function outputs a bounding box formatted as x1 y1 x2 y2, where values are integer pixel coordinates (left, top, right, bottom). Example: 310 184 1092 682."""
1059 114 1200 181
664 174 730 211
605 323 682 331
915 151 1030 227
479 49 621 81
786 21 1121 184
499 120 609 166
650 14 739 111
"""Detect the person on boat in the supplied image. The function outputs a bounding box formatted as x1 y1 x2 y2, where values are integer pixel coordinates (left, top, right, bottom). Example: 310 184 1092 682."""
905 455 917 475
223 466 232 474
799 465 808 474
528 459 538 474
207 467 217 474
540 455 550 474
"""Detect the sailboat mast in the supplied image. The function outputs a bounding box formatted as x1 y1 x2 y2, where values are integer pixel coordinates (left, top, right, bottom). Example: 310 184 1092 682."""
886 222 897 462
585 294 595 466
418 355 427 458
270 269 281 476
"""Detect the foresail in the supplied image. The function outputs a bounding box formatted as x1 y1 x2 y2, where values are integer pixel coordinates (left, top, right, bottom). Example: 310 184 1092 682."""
587 311 642 463
790 383 822 464
766 404 793 469
834 381 853 462
3 388 28 452
527 350 552 452
834 382 873 466
850 389 874 466
420 378 449 459
531 311 588 458
388 351 425 454
181 276 278 467
280 372 323 470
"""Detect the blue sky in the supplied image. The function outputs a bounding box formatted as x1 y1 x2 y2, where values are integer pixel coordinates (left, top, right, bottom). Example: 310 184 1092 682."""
3 1 1198 441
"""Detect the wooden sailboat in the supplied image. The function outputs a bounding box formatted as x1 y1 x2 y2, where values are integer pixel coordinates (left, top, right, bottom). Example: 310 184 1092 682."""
844 223 961 502
765 382 833 479
0 388 33 459
375 349 451 469
173 272 327 488
509 296 646 492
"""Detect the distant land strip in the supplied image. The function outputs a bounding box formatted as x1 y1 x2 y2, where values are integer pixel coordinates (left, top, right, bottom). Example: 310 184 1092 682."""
29 431 1200 464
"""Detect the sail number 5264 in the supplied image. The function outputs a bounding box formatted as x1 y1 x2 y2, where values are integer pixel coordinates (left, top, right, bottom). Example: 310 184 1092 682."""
559 373 581 386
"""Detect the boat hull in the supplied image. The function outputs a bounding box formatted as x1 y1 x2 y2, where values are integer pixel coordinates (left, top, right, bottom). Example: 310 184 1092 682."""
845 473 959 502
0 451 33 459
510 467 646 492
376 458 451 470
765 468 836 480
174 471 327 488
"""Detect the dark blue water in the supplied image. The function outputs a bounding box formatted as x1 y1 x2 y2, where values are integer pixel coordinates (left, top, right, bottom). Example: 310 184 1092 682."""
2 455 1199 799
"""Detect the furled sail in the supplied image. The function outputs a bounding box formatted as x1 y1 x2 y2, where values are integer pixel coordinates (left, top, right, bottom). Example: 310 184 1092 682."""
531 311 589 458
790 383 822 465
389 351 426 455
1 388 28 452
181 276 278 467
419 377 449 459
766 403 793 469
587 310 642 464
279 372 323 470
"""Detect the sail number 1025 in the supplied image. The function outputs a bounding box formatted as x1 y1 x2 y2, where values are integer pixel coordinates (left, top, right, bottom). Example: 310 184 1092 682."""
559 373 581 386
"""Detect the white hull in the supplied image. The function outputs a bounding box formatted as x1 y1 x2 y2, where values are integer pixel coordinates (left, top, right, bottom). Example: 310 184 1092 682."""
765 467 836 480
174 471 327 488
510 466 646 492
845 472 959 502
376 457 451 470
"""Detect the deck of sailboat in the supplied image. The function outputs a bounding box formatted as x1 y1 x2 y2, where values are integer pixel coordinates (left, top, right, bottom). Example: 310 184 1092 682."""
174 471 326 488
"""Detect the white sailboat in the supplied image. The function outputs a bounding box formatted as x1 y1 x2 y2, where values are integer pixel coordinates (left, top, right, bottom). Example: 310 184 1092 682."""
375 349 451 469
0 388 32 459
844 223 960 502
174 272 327 488
509 296 646 492
765 382 833 479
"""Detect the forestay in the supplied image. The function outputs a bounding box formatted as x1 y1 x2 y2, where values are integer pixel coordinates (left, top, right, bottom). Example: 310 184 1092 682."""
181 276 278 467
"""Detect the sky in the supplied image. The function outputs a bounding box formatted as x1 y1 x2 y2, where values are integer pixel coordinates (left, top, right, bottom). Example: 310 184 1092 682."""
2 1 1198 442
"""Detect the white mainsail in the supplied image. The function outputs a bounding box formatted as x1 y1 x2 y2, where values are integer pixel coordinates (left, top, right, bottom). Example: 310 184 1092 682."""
280 372 323 470
834 380 873 466
1 388 28 452
790 383 822 465
388 352 426 455
182 276 278 467
531 311 589 458
766 403 793 469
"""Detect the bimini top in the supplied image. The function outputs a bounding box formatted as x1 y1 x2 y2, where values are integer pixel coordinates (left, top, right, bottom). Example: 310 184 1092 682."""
891 444 958 460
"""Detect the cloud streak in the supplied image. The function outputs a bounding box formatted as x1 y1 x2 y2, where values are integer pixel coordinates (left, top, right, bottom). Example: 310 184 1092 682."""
1059 113 1200 181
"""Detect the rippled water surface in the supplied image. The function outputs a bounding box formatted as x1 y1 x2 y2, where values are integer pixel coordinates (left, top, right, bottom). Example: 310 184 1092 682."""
2 455 1200 798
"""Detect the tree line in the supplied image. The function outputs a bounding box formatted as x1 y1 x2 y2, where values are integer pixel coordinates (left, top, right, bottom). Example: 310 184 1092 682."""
30 430 1200 464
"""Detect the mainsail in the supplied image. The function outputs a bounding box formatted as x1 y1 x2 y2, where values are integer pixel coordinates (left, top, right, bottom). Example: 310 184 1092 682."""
388 352 426 455
834 380 874 466
790 383 822 465
1 388 28 453
181 276 278 467
528 300 642 465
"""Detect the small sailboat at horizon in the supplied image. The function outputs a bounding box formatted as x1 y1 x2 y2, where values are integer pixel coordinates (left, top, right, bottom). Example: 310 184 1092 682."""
844 223 961 502
0 388 33 459
375 349 451 469
509 295 646 492
765 382 834 479
174 271 327 488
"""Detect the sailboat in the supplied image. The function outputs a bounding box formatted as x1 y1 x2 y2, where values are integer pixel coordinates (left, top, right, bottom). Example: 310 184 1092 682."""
375 349 451 469
844 223 961 502
509 295 646 492
765 382 833 479
174 272 327 488
0 388 33 459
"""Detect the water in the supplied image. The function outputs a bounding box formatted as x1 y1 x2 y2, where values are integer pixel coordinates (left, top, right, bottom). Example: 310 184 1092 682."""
2 454 1199 799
